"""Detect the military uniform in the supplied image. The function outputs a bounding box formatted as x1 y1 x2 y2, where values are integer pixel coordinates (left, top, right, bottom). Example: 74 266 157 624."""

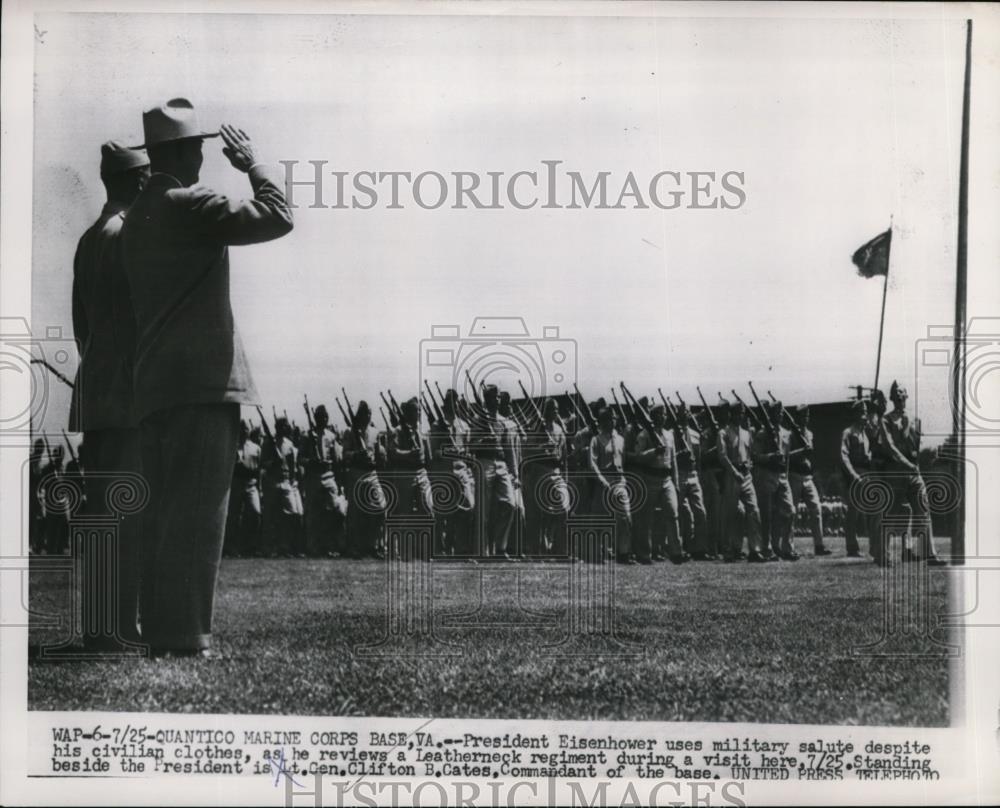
718 421 764 560
588 427 632 560
633 423 684 562
788 424 826 555
428 415 475 555
841 419 876 558
469 410 518 558
752 424 796 559
388 418 435 558
225 434 262 556
882 408 939 561
300 426 346 557
698 425 725 557
263 434 305 555
342 424 387 558
526 417 570 556
675 424 709 557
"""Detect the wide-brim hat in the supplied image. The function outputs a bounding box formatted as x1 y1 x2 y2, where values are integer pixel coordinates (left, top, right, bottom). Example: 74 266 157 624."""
134 97 219 148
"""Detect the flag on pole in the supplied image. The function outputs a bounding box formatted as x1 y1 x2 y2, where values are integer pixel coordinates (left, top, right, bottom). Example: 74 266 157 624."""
851 228 892 278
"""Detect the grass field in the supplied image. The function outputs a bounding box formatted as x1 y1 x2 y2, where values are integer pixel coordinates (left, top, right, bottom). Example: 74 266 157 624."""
27 536 953 725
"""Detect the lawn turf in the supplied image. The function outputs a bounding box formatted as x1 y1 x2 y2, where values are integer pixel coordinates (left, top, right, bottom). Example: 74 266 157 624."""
27 536 952 725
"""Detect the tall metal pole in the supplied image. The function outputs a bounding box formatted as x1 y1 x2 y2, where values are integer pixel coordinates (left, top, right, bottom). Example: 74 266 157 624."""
873 269 889 392
950 19 971 564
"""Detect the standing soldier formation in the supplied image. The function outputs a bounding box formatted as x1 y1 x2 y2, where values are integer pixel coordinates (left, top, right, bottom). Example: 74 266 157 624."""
52 102 947 654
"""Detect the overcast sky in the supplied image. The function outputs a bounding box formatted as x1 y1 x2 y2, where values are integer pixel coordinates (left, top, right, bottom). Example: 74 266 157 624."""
31 11 967 438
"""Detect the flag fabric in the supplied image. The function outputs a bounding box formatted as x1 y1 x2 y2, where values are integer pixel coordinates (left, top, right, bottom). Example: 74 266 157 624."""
851 228 892 278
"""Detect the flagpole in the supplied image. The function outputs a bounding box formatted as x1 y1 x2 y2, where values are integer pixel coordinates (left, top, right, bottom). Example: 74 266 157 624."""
873 217 892 391
950 19 971 564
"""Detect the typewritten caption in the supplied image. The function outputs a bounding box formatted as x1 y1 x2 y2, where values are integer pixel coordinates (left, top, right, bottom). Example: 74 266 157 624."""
42 724 942 782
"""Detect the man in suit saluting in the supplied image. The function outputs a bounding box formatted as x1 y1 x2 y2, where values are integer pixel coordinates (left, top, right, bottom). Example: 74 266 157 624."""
121 98 293 656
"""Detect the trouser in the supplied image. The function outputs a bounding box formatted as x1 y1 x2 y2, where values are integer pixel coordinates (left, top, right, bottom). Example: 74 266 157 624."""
264 479 304 554
721 472 763 557
347 471 386 557
886 471 938 560
678 471 708 554
225 480 261 556
530 466 570 556
431 464 475 555
479 459 517 556
635 473 683 560
790 472 825 551
700 468 723 555
83 427 142 646
844 473 872 558
392 469 434 559
756 470 795 556
590 476 632 557
139 403 239 651
239 484 263 553
304 473 346 556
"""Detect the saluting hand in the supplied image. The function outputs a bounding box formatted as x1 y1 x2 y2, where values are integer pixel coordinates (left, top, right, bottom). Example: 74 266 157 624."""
220 124 258 172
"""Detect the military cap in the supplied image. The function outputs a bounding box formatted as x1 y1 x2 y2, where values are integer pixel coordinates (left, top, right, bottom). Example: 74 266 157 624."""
100 140 149 178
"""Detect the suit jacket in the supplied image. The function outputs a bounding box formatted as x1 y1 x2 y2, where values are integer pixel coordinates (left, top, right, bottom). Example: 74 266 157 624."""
69 202 136 431
121 164 293 421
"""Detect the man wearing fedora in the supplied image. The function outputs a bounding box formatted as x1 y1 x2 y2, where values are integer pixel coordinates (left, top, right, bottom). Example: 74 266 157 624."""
121 98 293 655
70 141 150 651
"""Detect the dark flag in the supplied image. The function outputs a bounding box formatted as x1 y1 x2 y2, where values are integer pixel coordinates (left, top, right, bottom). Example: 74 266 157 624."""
851 228 891 278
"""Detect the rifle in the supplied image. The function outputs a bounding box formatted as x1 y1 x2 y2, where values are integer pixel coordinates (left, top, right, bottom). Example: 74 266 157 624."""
565 388 591 433
747 381 781 452
433 380 448 409
41 435 60 479
458 394 472 420
379 392 399 427
378 406 392 433
657 388 693 456
256 405 287 467
61 429 79 467
610 388 630 428
517 381 544 428
341 387 356 424
621 382 664 448
674 390 703 432
617 386 637 425
302 395 325 463
696 386 720 433
466 370 483 407
334 397 352 430
420 393 436 427
731 389 763 430
572 383 598 433
272 404 278 424
424 391 461 452
424 380 447 424
386 389 404 422
303 394 316 431
767 390 810 450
